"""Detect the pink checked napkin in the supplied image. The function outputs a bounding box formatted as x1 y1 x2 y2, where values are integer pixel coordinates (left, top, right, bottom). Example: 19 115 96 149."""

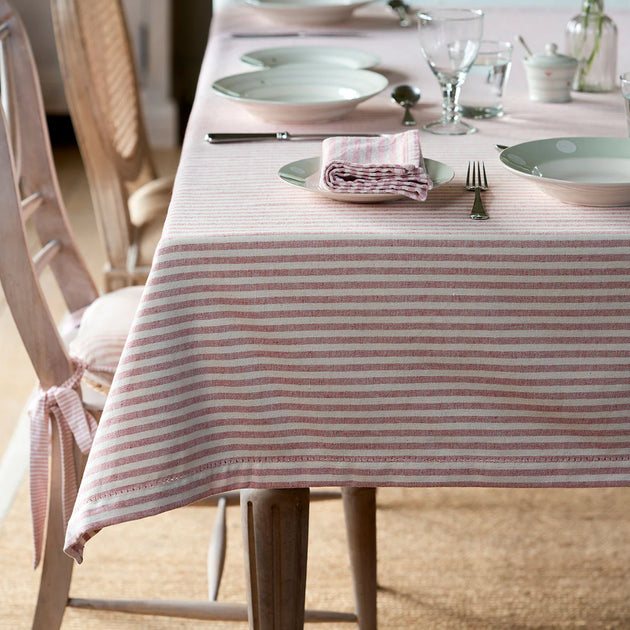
319 129 433 200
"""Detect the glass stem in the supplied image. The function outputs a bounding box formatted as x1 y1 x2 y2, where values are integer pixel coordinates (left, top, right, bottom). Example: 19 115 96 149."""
440 79 461 124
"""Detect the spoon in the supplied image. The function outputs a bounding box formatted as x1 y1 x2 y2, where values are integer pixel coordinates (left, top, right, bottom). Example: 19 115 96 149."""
388 0 412 27
517 35 534 58
391 85 421 126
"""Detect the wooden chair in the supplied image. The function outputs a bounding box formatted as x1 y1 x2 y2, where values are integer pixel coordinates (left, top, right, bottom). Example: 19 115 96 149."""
0 4 142 627
50 0 173 291
0 3 377 628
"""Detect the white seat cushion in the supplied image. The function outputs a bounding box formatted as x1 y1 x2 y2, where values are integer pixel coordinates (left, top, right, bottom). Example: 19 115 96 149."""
128 175 173 227
68 285 144 407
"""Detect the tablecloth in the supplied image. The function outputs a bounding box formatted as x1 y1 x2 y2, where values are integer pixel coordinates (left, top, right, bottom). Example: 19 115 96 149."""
65 4 630 561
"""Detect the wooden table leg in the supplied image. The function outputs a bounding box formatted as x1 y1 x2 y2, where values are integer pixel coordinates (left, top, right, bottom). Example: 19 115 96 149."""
342 487 377 630
240 488 309 630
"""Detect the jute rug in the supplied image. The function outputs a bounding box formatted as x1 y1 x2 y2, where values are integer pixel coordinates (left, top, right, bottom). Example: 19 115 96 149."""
1 479 629 629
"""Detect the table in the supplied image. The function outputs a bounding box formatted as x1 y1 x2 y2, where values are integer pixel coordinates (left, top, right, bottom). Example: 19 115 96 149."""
64 4 630 628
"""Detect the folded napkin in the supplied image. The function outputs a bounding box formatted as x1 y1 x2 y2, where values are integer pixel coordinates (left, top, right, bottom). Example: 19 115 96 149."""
319 129 433 200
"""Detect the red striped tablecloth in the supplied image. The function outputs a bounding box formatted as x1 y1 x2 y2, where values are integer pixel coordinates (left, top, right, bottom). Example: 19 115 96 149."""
65 5 630 561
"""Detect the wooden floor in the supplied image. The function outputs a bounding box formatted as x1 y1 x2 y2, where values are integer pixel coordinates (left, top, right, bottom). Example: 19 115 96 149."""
0 130 180 500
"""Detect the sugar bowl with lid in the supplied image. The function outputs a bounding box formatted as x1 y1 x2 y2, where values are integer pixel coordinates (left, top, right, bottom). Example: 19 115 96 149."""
523 43 578 103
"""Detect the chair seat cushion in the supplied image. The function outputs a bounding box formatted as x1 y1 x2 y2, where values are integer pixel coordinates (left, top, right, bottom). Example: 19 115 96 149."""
128 175 173 227
136 211 167 268
128 176 173 269
69 285 144 405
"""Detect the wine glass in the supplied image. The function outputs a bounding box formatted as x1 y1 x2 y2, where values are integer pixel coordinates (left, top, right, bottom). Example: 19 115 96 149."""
417 9 484 135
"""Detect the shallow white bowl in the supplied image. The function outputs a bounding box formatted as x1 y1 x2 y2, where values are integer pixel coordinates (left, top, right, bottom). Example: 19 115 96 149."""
243 0 373 26
212 64 388 124
499 137 630 207
241 46 379 70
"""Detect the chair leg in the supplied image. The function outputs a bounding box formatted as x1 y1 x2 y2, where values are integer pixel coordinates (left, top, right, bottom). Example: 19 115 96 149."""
342 487 377 630
31 426 74 630
240 488 309 630
204 488 342 602
207 495 228 600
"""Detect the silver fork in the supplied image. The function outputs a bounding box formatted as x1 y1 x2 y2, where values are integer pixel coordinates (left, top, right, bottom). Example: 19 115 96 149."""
465 161 489 220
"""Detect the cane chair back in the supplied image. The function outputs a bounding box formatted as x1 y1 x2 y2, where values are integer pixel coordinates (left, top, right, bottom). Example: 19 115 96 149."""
51 0 172 291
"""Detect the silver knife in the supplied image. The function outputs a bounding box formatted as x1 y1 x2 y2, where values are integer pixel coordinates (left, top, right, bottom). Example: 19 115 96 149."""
230 31 364 38
205 132 385 144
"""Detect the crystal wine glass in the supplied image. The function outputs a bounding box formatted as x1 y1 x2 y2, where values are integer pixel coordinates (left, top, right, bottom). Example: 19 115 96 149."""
417 9 484 135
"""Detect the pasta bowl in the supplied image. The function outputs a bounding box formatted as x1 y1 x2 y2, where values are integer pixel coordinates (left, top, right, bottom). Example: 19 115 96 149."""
243 0 373 26
212 64 388 124
499 137 630 207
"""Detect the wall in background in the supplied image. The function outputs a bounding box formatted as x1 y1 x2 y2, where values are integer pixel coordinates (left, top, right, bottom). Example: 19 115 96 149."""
122 0 178 147
173 0 213 140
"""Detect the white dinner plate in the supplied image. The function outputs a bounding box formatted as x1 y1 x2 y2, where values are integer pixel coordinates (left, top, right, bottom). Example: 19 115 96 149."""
241 46 379 70
212 64 388 124
243 0 373 26
278 156 454 203
499 137 630 207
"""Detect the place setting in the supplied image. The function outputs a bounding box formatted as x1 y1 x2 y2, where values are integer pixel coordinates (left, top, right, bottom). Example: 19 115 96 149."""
278 129 454 204
208 9 471 210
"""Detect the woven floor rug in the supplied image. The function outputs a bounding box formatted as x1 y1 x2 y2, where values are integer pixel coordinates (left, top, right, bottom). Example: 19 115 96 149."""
1 480 629 629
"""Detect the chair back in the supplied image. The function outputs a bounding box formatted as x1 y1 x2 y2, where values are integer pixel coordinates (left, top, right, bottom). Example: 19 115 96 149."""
50 0 160 289
0 1 98 390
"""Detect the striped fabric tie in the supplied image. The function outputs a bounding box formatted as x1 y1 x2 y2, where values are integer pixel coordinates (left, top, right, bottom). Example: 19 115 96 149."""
28 358 97 568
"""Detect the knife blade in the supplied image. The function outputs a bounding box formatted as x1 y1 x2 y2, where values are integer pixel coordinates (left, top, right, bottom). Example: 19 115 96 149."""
230 31 364 38
205 132 386 144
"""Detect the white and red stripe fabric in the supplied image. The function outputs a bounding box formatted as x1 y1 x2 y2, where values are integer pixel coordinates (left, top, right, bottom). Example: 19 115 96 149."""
64 5 630 562
320 130 432 200
28 359 97 567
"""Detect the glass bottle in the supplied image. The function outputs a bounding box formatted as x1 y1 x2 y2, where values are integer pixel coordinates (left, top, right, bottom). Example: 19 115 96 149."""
565 0 617 92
